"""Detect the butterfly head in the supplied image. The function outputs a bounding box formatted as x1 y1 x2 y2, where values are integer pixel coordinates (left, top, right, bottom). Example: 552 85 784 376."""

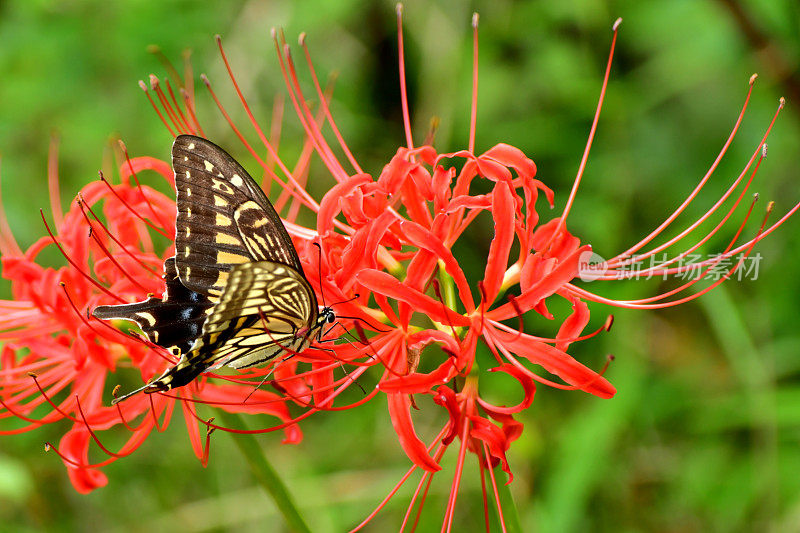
320 306 336 325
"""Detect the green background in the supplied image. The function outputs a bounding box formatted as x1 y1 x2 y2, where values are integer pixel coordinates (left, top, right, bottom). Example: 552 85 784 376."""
1 0 798 531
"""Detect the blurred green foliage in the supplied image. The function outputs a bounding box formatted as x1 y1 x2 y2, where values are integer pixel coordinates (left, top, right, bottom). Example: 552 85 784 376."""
1 0 799 531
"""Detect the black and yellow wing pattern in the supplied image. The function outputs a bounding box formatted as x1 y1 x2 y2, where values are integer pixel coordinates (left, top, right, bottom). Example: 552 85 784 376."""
94 135 333 403
93 256 213 356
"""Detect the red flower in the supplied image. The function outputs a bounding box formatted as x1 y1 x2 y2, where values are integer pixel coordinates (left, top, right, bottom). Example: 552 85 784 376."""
0 6 795 531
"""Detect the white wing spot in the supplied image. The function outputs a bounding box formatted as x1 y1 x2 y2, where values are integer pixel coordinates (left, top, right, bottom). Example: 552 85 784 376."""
186 188 191 196
204 160 215 172
231 174 244 187
187 143 195 150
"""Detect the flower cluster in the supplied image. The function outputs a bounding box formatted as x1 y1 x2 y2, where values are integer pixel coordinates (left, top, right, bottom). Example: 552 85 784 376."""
0 6 794 529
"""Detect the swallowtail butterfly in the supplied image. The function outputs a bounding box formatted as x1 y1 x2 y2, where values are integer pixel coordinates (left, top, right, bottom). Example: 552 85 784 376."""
94 135 334 404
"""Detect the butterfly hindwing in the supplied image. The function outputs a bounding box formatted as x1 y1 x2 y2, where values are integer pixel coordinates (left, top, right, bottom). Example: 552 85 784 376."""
171 135 303 299
92 257 213 355
141 261 319 395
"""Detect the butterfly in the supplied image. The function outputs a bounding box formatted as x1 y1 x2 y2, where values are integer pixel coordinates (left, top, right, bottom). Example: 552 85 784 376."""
93 135 334 404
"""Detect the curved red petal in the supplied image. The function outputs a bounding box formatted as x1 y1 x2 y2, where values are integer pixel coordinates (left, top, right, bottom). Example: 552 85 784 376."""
482 181 515 302
356 269 470 327
387 392 441 472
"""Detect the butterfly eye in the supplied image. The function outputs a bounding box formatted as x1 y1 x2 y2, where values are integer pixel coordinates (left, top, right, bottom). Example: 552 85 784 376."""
326 311 335 323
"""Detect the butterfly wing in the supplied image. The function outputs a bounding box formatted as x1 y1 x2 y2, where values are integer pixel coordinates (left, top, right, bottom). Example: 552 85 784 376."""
140 260 320 395
171 135 304 300
92 257 213 355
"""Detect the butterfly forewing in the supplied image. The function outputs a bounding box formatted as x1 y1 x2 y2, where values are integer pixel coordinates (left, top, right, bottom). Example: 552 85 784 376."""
172 135 303 299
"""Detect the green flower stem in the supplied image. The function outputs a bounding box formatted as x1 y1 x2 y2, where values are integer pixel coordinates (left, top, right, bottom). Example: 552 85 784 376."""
437 261 457 311
217 410 312 533
494 471 522 533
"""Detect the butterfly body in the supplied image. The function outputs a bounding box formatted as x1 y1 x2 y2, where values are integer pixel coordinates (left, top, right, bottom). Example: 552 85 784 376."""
94 135 331 404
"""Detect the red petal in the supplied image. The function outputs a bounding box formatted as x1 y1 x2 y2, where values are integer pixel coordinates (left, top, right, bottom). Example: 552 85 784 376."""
482 182 515 302
481 143 537 180
121 156 174 185
200 384 303 445
61 428 109 494
555 297 590 351
476 363 536 414
356 269 470 327
387 393 441 471
489 245 590 321
433 386 460 444
317 173 373 236
401 220 474 312
468 415 513 482
379 358 458 394
488 325 616 398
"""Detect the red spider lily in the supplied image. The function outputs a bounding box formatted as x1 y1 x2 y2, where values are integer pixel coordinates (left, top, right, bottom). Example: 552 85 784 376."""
0 5 796 532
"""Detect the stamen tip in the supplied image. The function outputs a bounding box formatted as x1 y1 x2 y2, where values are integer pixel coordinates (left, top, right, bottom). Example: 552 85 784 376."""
612 17 622 31
214 34 222 44
200 73 210 86
472 12 479 28
148 74 160 89
44 443 51 452
779 96 786 108
112 384 121 397
117 139 127 152
396 3 403 16
605 315 615 331
607 354 616 362
138 80 148 91
753 192 760 201
761 143 768 157
298 32 306 45
270 27 277 39
146 44 160 55
58 281 65 287
27 371 38 378
749 73 758 85
767 200 775 213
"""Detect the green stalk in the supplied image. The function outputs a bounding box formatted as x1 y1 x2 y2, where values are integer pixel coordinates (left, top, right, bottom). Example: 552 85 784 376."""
494 471 522 533
217 410 312 533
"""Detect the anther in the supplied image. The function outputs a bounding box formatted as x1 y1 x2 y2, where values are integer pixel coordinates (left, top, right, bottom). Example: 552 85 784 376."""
612 17 622 31
749 73 758 85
